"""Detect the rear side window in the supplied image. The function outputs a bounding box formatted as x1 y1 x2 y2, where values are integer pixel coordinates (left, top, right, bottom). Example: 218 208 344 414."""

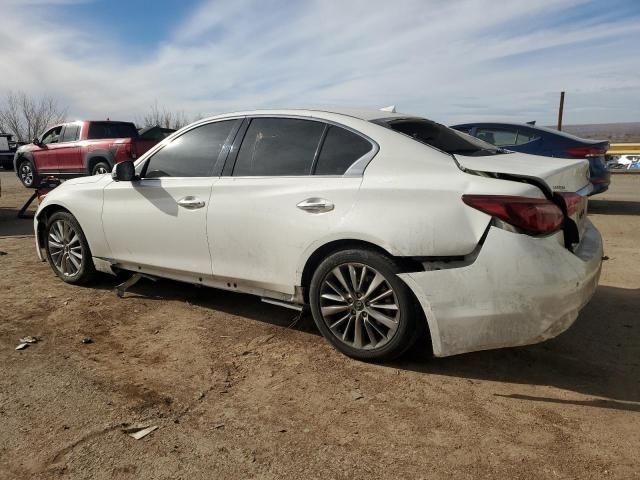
379 118 504 157
314 126 372 175
233 118 324 176
61 124 80 142
475 128 518 146
144 120 236 178
87 122 138 139
515 131 539 145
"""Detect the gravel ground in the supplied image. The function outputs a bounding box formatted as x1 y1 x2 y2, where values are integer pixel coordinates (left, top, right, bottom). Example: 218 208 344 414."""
0 170 638 480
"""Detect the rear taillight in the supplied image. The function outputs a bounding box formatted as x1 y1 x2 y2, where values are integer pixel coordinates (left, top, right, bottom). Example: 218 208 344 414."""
555 192 585 216
124 143 137 159
462 195 564 235
565 146 606 157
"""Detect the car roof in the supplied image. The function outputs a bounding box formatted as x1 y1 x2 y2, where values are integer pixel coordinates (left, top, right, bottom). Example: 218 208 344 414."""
452 121 537 129
199 107 411 124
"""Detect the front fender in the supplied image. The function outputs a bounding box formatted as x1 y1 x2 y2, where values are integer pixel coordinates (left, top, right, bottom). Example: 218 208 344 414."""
34 178 110 259
14 150 35 174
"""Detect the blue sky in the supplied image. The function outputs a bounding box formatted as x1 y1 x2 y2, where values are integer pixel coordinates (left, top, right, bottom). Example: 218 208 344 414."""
1 0 639 125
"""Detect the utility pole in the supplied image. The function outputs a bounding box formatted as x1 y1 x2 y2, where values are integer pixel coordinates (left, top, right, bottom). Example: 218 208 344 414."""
557 91 565 131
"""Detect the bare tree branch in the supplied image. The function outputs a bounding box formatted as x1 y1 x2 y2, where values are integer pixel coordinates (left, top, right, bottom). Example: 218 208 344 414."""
0 91 67 142
137 101 190 130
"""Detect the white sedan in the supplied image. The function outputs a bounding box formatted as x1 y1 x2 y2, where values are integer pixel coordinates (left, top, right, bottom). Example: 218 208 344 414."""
34 108 602 361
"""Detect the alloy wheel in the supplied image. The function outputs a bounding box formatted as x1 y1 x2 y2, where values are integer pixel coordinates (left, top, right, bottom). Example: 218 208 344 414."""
318 262 400 350
20 163 33 186
95 165 108 174
48 219 83 277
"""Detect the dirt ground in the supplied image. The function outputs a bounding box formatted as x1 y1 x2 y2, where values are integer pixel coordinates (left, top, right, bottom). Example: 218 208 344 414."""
0 171 638 480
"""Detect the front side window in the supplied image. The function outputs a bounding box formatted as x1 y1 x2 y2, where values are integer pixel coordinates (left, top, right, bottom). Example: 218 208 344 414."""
233 118 324 176
41 126 62 145
314 126 372 175
61 124 80 143
144 120 236 178
475 128 518 147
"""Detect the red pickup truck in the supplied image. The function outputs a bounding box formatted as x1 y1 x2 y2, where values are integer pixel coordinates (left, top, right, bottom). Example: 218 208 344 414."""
14 120 161 188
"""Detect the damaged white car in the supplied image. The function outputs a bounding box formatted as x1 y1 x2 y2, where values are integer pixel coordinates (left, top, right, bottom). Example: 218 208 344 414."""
34 108 602 361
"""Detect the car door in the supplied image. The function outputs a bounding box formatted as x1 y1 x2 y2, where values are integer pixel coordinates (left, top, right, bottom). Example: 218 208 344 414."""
101 119 240 276
208 116 375 295
34 126 63 172
56 123 83 173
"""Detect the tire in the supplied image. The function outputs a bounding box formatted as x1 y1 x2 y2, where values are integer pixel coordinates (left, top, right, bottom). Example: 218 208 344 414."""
309 248 421 362
44 211 97 285
91 161 110 176
17 158 40 188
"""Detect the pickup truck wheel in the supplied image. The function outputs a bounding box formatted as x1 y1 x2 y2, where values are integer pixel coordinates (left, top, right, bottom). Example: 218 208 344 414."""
91 161 110 175
45 211 97 285
309 249 420 362
18 159 40 188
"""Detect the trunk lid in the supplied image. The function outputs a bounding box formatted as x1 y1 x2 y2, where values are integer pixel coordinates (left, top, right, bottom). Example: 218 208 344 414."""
455 152 591 194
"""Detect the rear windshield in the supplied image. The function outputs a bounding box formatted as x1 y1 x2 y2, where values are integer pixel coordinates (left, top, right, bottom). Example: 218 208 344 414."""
375 117 505 157
87 122 138 140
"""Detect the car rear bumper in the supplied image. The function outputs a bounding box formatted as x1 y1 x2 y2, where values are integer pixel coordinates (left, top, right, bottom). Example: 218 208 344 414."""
399 221 602 357
589 177 610 196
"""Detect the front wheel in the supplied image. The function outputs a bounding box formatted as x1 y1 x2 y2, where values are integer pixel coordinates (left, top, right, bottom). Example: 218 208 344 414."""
18 159 40 188
309 249 420 362
45 211 97 284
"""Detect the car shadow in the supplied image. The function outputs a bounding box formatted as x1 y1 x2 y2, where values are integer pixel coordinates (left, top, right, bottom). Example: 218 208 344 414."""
120 277 639 411
395 285 640 411
588 199 640 216
0 208 35 237
118 276 318 334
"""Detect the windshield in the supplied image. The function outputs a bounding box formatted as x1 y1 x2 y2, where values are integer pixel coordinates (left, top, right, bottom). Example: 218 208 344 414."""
375 117 506 157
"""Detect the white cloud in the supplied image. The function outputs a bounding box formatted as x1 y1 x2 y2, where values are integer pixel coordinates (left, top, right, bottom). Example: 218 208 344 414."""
0 0 639 127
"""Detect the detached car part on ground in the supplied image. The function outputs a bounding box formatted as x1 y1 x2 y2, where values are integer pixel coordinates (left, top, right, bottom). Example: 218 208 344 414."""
451 122 611 196
14 120 164 188
33 108 602 361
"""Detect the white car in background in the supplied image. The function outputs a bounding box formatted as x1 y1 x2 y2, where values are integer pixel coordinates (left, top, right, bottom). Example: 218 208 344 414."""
34 108 602 361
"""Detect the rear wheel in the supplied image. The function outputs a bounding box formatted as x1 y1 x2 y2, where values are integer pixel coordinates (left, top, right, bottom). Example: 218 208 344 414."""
91 161 110 175
45 211 97 284
309 249 420 361
18 159 40 188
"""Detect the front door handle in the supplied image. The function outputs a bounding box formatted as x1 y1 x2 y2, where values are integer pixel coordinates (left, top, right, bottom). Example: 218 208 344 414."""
297 198 334 213
177 196 205 209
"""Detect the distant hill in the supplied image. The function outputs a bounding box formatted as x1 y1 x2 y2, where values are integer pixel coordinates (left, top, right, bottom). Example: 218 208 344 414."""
553 122 640 143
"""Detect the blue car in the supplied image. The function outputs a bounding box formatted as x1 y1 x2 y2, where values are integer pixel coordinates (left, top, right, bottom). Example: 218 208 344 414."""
450 122 610 195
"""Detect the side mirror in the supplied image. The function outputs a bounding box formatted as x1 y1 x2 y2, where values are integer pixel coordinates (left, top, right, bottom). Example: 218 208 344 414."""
33 137 42 146
112 160 136 182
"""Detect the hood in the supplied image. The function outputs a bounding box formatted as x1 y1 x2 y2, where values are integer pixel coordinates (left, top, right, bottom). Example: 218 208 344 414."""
455 152 591 193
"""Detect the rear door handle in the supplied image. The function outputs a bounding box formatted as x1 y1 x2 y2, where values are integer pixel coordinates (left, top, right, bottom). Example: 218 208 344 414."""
297 198 334 213
177 196 206 209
